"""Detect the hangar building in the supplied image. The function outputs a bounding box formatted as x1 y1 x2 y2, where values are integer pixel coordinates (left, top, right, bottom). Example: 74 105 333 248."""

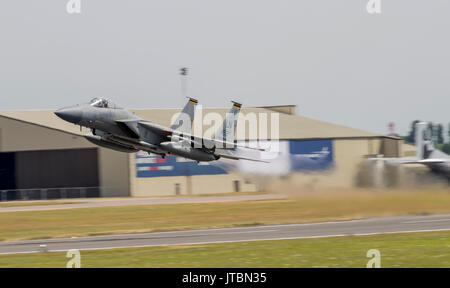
0 105 402 200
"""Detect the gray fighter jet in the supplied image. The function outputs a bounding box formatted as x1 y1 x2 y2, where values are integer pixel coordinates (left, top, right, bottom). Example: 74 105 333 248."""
55 97 264 162
370 122 450 178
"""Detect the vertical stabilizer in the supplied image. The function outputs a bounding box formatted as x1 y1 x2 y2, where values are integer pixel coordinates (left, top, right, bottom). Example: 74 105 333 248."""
170 97 198 133
415 122 434 159
215 101 242 145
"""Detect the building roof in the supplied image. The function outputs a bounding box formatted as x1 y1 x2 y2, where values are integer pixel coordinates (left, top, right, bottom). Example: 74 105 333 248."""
0 106 389 140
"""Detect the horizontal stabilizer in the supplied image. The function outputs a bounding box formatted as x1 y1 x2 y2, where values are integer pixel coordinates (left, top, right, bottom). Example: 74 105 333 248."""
417 159 450 164
368 157 450 165
215 149 269 163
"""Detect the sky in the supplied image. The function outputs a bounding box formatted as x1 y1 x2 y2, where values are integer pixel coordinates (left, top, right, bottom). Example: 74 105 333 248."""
0 0 449 137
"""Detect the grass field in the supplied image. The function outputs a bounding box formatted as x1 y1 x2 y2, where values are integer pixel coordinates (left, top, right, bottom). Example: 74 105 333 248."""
1 189 450 241
0 201 81 208
1 230 450 267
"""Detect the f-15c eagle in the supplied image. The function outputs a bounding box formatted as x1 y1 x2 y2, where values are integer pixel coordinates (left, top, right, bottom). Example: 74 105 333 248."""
55 97 265 162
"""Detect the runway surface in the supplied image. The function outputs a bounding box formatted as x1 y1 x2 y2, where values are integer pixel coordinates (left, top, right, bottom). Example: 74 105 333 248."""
0 194 283 213
2 214 450 255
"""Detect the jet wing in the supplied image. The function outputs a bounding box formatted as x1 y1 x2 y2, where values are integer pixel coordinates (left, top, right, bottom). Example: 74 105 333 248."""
137 121 265 152
137 121 172 136
115 119 141 138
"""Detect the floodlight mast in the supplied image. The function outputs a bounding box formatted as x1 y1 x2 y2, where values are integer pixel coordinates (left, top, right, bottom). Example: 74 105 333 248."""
180 67 189 99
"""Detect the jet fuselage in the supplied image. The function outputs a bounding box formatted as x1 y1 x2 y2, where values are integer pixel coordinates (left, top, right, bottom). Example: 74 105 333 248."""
54 98 245 162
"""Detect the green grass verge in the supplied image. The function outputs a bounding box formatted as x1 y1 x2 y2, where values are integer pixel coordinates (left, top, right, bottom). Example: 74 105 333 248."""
0 201 81 208
1 190 450 241
1 231 450 267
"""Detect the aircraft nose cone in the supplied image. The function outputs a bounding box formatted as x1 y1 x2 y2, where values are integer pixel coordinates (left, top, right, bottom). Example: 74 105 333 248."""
54 107 82 124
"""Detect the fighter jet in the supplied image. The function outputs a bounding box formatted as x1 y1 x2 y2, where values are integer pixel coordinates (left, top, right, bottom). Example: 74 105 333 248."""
370 122 450 178
55 97 264 162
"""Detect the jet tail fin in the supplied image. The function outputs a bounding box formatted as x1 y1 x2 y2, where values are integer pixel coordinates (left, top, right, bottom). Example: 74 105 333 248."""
415 122 434 160
170 97 198 133
214 101 241 146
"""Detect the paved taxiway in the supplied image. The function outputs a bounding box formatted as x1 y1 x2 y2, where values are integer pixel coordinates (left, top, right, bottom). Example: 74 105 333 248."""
2 214 450 254
0 194 283 213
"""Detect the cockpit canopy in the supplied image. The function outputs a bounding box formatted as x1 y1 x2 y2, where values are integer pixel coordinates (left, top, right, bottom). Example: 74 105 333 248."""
89 98 120 109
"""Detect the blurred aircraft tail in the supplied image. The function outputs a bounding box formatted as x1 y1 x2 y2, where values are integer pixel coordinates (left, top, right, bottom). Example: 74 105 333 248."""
415 122 434 160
